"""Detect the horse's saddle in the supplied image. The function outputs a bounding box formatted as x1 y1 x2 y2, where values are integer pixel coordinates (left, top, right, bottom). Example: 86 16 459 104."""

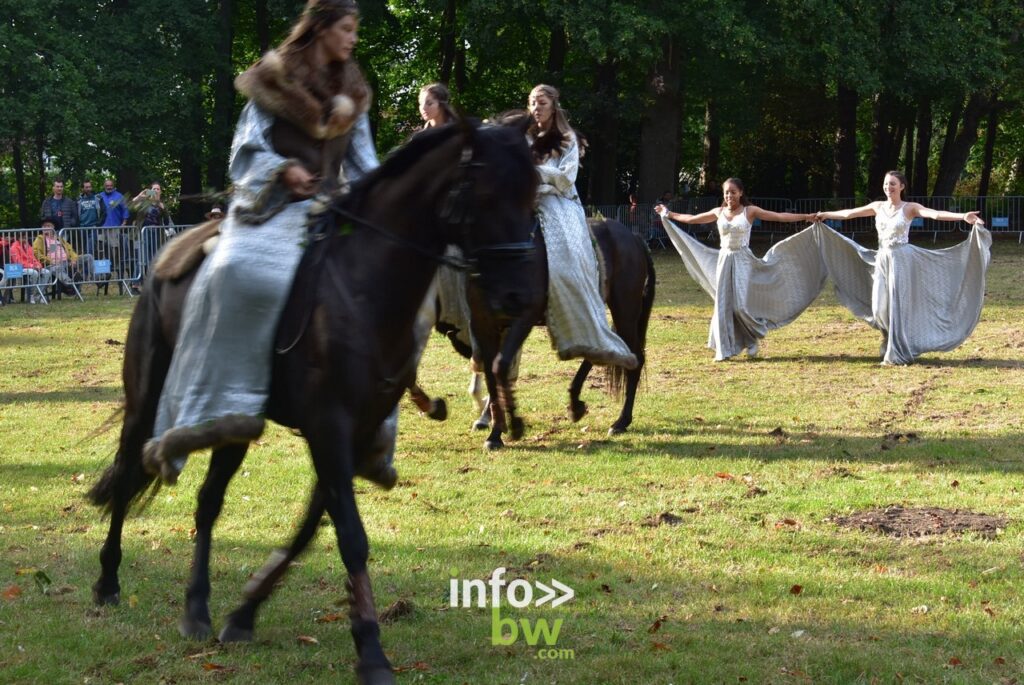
151 219 223 281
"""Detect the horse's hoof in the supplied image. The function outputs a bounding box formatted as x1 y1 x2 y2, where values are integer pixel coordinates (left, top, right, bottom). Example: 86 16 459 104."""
92 589 120 606
428 398 448 421
472 419 490 431
485 437 504 451
218 621 254 643
179 615 213 641
569 401 588 423
509 417 525 440
356 666 396 685
608 424 628 436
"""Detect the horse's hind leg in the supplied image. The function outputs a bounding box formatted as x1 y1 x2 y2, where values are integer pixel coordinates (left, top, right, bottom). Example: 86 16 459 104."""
568 361 593 422
220 484 326 643
180 443 248 640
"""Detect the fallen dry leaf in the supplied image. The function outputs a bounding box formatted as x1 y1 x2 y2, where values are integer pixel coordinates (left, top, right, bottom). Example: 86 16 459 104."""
948 657 963 667
296 635 319 645
379 599 415 624
994 657 1006 665
393 662 431 674
648 615 667 634
2 584 22 601
651 641 670 651
789 584 803 595
715 472 734 480
315 612 345 624
201 662 230 672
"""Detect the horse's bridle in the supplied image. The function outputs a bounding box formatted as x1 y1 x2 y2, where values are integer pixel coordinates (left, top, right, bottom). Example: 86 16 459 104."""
327 140 536 276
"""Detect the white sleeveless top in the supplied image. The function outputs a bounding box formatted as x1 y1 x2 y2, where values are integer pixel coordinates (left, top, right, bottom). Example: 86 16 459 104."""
875 203 911 249
717 206 752 250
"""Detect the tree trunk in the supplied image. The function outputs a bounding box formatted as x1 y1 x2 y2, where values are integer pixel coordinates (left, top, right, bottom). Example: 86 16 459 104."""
454 41 467 92
207 0 235 192
545 24 567 85
866 92 898 197
35 136 46 204
700 99 719 194
912 98 931 196
586 60 618 204
439 0 457 83
255 0 269 54
932 92 987 197
977 98 998 206
13 137 31 227
833 83 858 198
903 117 914 193
637 36 681 203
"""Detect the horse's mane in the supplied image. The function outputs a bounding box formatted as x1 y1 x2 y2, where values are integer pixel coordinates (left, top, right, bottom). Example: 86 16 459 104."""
341 124 464 211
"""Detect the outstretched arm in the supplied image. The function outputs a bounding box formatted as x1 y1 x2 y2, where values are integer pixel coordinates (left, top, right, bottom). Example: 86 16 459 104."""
655 204 719 225
816 202 878 221
750 206 815 223
907 203 982 225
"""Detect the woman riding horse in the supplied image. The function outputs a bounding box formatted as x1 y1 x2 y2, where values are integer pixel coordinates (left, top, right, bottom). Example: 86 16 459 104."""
143 0 397 487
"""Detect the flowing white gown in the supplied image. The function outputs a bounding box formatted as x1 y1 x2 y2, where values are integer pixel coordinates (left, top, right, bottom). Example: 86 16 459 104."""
533 132 637 369
814 207 991 365
661 208 827 360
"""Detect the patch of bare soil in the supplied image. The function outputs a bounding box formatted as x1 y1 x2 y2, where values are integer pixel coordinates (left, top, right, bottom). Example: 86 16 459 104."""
833 506 1006 538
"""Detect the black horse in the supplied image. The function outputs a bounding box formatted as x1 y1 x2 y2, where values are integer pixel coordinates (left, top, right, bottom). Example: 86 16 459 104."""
88 120 538 685
468 216 656 449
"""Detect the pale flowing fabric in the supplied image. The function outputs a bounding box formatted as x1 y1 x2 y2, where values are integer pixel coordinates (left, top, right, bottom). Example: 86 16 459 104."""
814 209 991 365
533 133 637 369
154 102 379 437
661 209 827 360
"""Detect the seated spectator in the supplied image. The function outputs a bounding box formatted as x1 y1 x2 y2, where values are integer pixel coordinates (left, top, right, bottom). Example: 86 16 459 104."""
10 232 51 303
33 219 93 296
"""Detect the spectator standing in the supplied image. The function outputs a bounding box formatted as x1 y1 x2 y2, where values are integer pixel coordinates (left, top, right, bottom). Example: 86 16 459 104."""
76 180 106 256
98 178 131 292
131 182 172 285
39 179 78 229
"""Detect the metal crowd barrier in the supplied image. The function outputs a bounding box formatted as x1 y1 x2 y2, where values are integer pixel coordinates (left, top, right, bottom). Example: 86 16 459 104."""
0 224 191 304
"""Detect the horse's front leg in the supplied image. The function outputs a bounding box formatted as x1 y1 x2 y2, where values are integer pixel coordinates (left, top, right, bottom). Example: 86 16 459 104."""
180 443 248 640
220 484 327 643
311 409 394 685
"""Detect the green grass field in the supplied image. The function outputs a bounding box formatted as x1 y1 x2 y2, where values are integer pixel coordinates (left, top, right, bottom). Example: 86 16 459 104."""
2 239 1023 684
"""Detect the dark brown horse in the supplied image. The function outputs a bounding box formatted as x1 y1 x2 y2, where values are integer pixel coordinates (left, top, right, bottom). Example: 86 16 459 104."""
88 120 538 685
468 216 656 449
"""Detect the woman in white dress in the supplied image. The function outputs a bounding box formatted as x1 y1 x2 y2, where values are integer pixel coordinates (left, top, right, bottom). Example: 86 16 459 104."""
814 170 989 365
656 178 821 361
144 0 390 485
527 84 637 369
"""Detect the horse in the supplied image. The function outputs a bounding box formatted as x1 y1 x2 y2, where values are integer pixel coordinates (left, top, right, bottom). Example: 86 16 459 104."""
468 216 656 449
87 119 539 685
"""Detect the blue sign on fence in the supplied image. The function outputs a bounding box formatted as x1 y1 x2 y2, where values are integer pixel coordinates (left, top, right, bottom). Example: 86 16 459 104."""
94 259 111 275
4 263 24 279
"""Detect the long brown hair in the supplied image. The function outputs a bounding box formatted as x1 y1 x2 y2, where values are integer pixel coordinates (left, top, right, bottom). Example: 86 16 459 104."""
527 84 586 162
275 0 370 110
419 82 456 127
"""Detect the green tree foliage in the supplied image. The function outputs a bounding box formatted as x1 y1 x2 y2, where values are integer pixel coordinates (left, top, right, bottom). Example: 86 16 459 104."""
1 0 1021 226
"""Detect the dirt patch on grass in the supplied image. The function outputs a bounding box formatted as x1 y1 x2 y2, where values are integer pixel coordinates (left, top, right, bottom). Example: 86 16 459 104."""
834 506 1006 538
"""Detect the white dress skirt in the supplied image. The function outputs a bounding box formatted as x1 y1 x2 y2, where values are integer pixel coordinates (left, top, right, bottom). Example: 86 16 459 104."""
814 208 991 365
661 209 827 360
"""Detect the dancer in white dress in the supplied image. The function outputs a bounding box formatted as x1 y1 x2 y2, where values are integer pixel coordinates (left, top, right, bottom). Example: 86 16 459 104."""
814 170 989 365
527 84 637 369
656 178 821 361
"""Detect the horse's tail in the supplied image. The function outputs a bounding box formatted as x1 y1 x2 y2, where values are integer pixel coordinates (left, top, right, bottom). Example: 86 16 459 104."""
607 239 655 398
88 285 172 514
87 444 162 513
